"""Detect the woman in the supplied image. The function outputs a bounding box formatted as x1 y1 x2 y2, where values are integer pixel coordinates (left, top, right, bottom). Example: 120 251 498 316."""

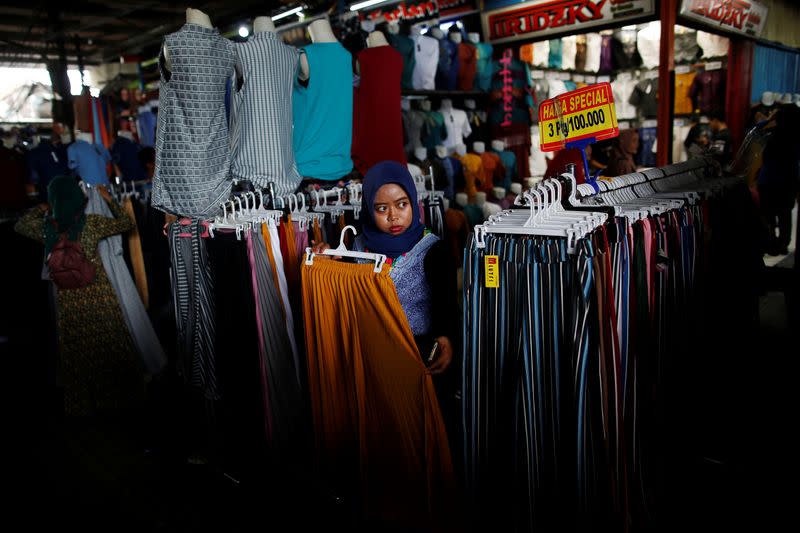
15 177 143 417
312 161 459 375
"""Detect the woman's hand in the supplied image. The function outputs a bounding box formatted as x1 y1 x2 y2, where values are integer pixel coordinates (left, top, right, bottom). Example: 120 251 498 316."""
428 336 453 375
310 240 331 254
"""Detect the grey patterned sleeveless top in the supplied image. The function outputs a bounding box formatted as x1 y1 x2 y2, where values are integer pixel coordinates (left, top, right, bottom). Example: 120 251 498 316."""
230 32 302 196
153 23 235 218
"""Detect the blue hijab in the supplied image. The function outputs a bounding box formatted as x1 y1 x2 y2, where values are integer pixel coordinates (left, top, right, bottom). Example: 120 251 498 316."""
362 161 424 259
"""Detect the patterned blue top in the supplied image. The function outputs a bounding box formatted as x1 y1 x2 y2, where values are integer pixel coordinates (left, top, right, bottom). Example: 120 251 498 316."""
153 23 235 218
230 31 301 195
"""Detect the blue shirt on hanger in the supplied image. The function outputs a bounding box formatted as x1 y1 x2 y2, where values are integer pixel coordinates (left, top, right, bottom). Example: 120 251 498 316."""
68 139 111 186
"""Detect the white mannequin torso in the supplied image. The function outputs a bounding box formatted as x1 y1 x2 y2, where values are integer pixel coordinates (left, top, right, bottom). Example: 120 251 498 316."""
464 99 476 110
491 140 506 152
164 8 213 70
420 100 431 112
468 32 480 44
309 19 336 42
117 130 134 141
440 98 453 111
449 32 462 44
366 31 389 48
430 28 444 40
435 145 448 159
76 131 93 143
455 143 467 157
473 142 485 154
414 147 428 162
254 16 275 33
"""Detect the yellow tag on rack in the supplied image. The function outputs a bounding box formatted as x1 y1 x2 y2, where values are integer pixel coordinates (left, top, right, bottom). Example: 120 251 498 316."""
538 82 619 152
484 255 499 288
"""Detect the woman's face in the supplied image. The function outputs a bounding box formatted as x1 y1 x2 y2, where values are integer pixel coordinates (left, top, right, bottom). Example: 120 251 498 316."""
373 183 413 236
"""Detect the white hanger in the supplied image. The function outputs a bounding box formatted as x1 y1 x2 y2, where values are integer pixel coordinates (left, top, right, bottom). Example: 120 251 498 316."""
304 225 387 273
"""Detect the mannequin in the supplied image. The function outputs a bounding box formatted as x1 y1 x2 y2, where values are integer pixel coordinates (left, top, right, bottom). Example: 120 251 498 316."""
780 92 793 104
795 94 800 107
164 8 212 70
475 191 486 207
468 32 480 44
367 31 389 48
492 186 505 200
491 140 505 152
401 99 411 111
473 141 485 154
2 133 17 149
430 28 444 40
455 143 467 157
440 98 453 111
449 32 462 44
117 130 134 141
525 177 541 189
254 15 275 32
455 192 468 207
420 99 431 111
387 22 400 35
464 99 476 110
414 146 428 162
410 25 422 38
761 91 775 106
482 195 502 219
435 145 448 159
510 183 522 195
308 18 336 42
76 130 93 143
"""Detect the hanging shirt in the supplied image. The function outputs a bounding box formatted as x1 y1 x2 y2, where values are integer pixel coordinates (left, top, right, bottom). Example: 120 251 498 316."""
612 77 638 120
674 30 701 64
690 70 726 116
352 45 406 174
637 127 657 167
697 31 729 59
421 111 448 150
110 136 147 181
26 140 69 201
440 107 472 150
532 40 550 68
629 78 659 119
436 37 459 91
230 31 301 195
68 139 111 186
585 33 602 72
611 29 643 70
637 22 660 69
405 110 427 151
478 151 505 193
389 33 416 90
457 42 478 91
474 42 494 92
492 148 517 191
561 36 577 70
136 110 157 148
438 155 463 199
153 23 235 218
599 34 613 72
574 35 587 71
674 71 696 115
548 39 562 69
293 42 354 182
457 152 483 199
412 34 439 91
465 110 489 146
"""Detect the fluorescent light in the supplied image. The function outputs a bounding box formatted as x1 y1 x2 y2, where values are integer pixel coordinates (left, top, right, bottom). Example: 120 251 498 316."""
273 6 304 21
350 0 391 11
238 25 249 38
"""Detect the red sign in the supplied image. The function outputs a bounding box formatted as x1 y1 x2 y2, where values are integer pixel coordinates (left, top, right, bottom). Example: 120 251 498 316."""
482 0 654 44
538 83 619 151
679 0 768 38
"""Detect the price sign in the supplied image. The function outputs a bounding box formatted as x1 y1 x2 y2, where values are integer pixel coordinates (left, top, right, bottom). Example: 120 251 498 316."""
538 82 619 152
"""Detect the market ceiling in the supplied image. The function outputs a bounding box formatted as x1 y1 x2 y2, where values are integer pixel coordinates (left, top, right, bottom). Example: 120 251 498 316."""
0 0 322 67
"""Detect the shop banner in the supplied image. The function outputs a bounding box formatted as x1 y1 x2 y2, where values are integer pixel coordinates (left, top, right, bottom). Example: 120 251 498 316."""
538 82 619 151
361 0 439 23
482 0 656 45
679 0 768 39
438 0 478 19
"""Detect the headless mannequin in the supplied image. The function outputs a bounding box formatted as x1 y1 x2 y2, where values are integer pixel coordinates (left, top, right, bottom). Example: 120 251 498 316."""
387 22 400 35
468 32 480 44
76 130 93 143
299 18 338 83
449 32 462 44
491 140 506 152
410 25 422 39
414 146 428 162
455 192 468 207
464 99 476 110
430 28 444 40
435 145 448 159
401 99 411 111
780 92 793 104
492 186 505 200
473 141 485 154
117 130 134 141
358 31 390 75
420 99 431 112
455 143 467 157
2 134 17 149
475 191 486 207
163 8 212 71
440 98 453 111
510 183 522 195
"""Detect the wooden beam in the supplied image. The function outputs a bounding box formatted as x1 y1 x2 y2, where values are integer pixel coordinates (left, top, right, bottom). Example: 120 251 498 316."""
656 0 677 167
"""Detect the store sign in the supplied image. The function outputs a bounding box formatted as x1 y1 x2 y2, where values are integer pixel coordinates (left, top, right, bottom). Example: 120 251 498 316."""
438 0 478 19
482 0 656 44
362 0 439 23
679 0 768 38
538 83 619 151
